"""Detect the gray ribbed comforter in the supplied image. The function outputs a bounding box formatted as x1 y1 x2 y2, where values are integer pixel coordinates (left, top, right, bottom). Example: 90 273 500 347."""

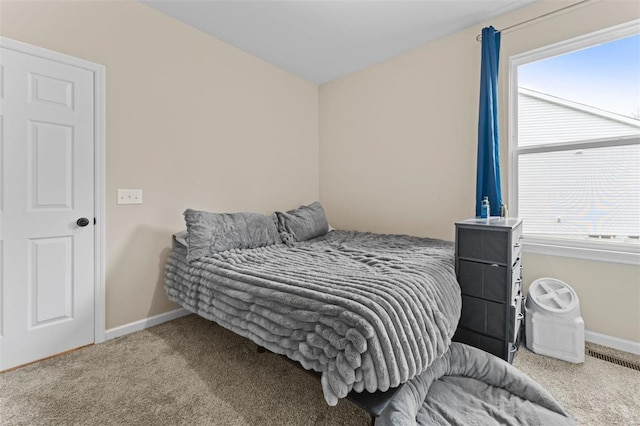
164 230 461 405
377 343 575 425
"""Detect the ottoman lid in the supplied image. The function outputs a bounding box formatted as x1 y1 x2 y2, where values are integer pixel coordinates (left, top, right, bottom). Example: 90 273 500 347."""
527 278 579 315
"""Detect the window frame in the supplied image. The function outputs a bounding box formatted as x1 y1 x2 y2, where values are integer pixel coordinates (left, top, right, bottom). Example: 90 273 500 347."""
508 20 640 266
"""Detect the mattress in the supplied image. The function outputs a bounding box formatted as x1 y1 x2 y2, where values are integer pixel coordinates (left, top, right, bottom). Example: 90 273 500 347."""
164 230 461 405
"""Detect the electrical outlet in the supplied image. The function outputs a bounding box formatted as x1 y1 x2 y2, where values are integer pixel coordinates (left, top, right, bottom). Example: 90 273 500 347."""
117 189 143 205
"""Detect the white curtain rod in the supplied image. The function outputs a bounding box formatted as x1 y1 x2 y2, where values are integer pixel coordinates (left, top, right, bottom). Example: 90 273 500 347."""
476 0 592 41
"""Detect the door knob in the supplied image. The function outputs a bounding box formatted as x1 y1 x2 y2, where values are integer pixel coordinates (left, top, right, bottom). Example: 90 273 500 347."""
76 218 90 227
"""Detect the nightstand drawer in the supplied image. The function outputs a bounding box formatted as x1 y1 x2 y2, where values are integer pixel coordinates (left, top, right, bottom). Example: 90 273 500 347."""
453 328 506 359
460 295 506 339
458 258 521 304
457 227 510 264
509 291 524 343
512 258 522 297
511 223 523 263
458 260 509 302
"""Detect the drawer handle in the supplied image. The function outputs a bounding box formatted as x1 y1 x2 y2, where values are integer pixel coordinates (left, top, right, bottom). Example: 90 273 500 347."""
509 346 518 353
514 243 521 248
491 263 500 267
517 313 524 320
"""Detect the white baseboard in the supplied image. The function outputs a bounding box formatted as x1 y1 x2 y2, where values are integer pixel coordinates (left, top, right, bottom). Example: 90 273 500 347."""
585 330 640 355
105 308 191 341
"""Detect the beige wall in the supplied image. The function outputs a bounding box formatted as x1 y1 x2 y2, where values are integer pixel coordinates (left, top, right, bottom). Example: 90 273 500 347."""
2 0 638 344
320 0 640 343
0 0 320 329
522 254 640 343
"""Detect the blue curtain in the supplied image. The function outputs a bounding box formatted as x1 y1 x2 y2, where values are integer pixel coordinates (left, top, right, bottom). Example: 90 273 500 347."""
476 26 502 217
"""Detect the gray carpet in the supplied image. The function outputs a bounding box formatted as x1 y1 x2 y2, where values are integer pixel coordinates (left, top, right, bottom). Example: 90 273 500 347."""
513 341 640 426
1 315 638 425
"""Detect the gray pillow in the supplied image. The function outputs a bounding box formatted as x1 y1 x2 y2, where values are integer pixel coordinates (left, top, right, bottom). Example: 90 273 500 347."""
275 202 329 245
184 209 280 262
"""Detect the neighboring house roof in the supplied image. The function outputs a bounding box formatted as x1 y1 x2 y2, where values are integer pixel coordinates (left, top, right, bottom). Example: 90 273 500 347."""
518 87 640 146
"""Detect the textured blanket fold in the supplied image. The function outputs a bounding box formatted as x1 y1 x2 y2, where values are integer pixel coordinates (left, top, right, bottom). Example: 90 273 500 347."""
164 230 461 405
377 343 575 426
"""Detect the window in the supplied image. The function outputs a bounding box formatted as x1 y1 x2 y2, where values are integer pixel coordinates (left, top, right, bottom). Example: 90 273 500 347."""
509 21 640 264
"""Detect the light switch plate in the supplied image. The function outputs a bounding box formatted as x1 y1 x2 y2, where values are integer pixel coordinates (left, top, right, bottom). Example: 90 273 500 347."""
117 189 143 205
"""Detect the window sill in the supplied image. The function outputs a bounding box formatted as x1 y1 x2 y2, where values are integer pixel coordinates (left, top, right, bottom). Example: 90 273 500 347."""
522 236 640 266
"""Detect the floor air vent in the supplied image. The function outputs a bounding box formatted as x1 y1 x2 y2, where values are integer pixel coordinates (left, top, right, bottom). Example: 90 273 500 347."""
586 348 640 372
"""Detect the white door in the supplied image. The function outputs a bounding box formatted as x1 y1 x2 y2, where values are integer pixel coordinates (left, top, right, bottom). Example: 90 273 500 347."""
0 42 96 370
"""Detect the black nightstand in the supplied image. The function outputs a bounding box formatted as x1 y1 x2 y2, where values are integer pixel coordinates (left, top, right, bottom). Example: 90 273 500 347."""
453 218 524 363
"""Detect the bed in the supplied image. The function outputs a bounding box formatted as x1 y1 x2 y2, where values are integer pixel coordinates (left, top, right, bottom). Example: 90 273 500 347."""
164 202 573 425
165 203 462 406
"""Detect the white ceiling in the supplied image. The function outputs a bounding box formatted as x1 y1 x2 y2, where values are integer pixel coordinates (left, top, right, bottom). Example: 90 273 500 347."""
142 0 538 84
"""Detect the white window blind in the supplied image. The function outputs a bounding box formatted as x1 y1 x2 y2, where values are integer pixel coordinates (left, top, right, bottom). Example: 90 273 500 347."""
518 144 639 239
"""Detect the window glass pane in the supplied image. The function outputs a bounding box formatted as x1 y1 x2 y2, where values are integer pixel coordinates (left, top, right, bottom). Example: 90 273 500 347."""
518 34 640 147
518 145 640 239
